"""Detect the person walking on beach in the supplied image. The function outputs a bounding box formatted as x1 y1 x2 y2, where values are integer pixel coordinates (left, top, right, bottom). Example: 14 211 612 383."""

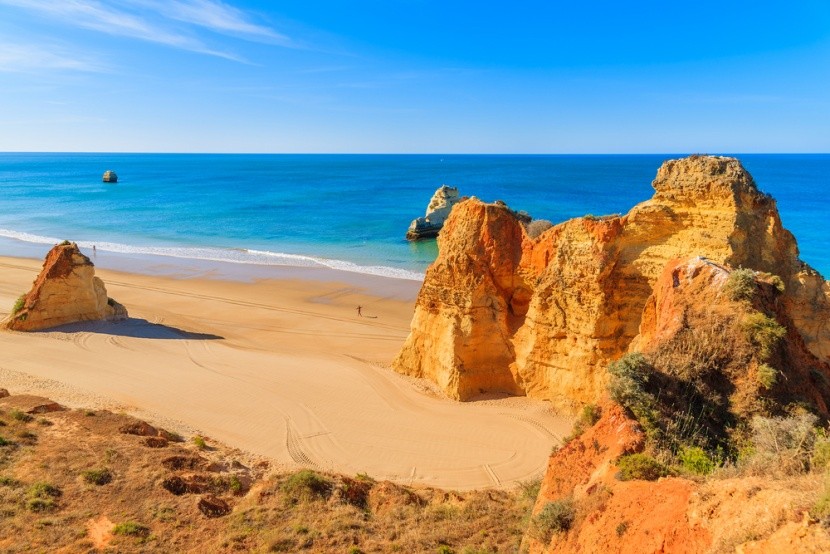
93 245 96 257
357 305 362 317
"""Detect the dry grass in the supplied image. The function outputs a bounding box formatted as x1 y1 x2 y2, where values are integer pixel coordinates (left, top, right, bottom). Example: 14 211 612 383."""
0 400 533 553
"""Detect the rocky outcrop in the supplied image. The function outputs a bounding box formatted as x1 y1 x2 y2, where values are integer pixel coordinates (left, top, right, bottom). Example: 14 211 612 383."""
393 155 830 410
4 241 127 331
406 185 463 240
102 170 117 183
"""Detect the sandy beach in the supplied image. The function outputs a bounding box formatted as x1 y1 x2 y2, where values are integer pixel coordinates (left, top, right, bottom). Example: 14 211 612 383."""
0 254 570 490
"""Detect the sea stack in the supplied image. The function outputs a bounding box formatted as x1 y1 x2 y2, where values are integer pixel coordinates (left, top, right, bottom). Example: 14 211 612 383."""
102 170 118 183
4 241 127 331
393 155 830 411
406 185 462 240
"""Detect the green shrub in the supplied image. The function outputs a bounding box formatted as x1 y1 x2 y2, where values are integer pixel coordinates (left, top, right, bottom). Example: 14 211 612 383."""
519 477 542 501
724 268 757 302
0 476 19 487
26 482 61 512
113 521 150 537
10 409 32 423
12 295 25 314
608 353 652 407
28 482 61 498
228 474 243 494
812 431 830 472
607 353 660 438
27 498 56 512
281 470 332 503
678 446 716 475
616 521 629 537
742 312 786 360
757 363 778 389
436 546 454 554
769 275 786 293
811 475 830 522
82 468 112 486
531 498 575 542
565 404 602 443
0 436 9 447
617 453 669 481
192 435 207 449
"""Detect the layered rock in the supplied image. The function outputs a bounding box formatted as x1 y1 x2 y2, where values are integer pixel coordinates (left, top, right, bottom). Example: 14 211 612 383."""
393 155 830 410
4 241 127 331
406 185 462 240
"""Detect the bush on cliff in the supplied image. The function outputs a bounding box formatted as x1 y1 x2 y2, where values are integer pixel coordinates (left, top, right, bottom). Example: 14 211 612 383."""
530 498 575 542
525 219 553 239
678 446 718 476
742 413 818 476
724 269 757 302
616 454 670 481
281 470 332 504
564 404 602 443
607 353 660 440
12 295 25 314
742 312 786 360
756 363 779 389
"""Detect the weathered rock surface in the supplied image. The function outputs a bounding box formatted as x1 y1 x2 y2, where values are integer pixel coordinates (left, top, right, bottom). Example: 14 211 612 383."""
406 185 463 240
102 170 117 183
4 242 127 331
394 155 830 410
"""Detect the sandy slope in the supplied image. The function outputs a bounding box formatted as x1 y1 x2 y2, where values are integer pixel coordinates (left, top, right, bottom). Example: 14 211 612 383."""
0 255 570 490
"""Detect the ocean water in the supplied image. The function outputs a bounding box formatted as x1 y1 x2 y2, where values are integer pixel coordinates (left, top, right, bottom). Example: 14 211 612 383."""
0 153 827 280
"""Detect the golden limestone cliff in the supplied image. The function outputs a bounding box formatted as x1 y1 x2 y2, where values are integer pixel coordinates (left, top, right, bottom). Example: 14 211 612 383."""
393 155 830 411
4 242 127 331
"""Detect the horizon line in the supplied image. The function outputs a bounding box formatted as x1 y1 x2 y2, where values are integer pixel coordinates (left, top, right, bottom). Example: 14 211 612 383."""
2 151 829 156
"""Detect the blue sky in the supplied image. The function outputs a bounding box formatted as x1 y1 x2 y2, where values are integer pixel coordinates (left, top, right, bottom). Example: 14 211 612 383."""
1 0 829 153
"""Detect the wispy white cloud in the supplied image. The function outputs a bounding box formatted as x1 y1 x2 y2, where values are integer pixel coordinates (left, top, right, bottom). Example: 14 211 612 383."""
141 0 292 46
0 41 107 72
0 0 292 61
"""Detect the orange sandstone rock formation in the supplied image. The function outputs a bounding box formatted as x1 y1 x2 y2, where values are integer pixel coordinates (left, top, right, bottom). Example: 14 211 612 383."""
4 241 127 331
393 155 830 411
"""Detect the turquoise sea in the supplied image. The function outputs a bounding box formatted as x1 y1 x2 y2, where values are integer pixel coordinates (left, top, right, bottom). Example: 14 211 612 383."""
0 153 828 280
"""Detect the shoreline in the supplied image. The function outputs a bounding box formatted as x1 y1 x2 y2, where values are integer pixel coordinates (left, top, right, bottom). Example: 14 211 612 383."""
0 232 429 287
0 237 424 301
0 253 570 490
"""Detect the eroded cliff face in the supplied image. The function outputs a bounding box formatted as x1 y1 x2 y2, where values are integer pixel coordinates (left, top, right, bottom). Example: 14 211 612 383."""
524 403 830 554
393 155 830 410
4 242 127 331
523 254 830 553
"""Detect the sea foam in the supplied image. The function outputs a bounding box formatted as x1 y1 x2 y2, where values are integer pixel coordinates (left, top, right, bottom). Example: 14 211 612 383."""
0 228 425 282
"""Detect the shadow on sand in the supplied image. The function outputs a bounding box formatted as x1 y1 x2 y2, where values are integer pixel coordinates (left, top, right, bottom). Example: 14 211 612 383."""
45 318 224 340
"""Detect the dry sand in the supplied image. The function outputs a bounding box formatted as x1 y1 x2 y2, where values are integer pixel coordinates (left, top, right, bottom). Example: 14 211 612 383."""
0 255 571 490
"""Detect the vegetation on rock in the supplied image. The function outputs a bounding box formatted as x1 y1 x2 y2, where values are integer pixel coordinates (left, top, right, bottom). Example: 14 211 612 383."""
616 454 670 481
530 498 575 542
525 219 553 239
